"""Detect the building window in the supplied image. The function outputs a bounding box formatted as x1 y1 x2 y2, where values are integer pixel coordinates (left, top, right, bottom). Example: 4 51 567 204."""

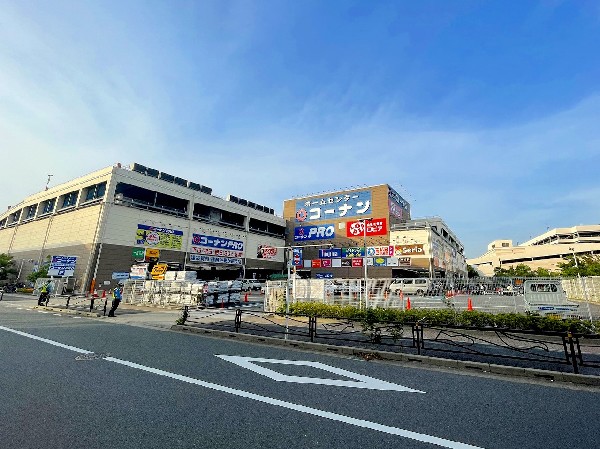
8 210 21 224
41 198 56 215
25 204 38 220
0 218 6 228
502 243 509 247
84 182 107 202
60 191 79 209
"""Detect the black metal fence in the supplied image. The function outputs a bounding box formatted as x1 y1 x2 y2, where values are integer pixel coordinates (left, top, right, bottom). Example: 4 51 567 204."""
180 306 600 375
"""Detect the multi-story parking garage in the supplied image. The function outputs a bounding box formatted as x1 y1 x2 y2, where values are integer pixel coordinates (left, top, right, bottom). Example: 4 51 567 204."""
0 163 286 292
468 225 600 276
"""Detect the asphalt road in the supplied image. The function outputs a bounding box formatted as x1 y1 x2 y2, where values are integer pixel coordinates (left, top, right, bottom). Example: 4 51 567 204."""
1 295 599 449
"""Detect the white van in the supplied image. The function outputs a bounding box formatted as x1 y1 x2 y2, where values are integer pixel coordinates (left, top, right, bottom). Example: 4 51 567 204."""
387 278 430 296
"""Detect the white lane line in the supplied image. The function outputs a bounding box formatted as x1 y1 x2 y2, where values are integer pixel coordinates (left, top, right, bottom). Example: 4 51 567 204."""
0 325 484 449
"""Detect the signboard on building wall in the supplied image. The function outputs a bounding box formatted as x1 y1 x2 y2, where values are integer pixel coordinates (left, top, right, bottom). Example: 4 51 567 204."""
191 233 244 253
394 244 424 256
319 248 342 259
388 187 410 220
189 254 243 265
48 255 77 277
295 190 372 223
294 224 335 241
257 245 277 259
130 264 148 280
132 248 146 259
316 273 333 279
342 247 364 258
150 263 168 280
145 248 160 260
292 248 303 266
191 246 243 258
136 224 183 250
366 246 394 257
346 218 388 238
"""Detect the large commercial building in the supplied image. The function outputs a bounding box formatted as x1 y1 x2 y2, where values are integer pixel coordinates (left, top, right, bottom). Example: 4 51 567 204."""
0 163 286 291
468 225 600 276
283 185 467 278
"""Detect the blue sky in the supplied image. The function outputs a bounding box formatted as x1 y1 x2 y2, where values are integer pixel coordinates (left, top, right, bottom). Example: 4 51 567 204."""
1 0 599 258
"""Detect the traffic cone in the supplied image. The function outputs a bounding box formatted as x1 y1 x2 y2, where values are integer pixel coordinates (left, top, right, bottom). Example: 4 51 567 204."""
406 297 411 310
244 292 249 302
467 297 473 311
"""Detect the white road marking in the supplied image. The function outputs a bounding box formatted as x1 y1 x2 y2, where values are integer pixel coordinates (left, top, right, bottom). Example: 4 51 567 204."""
0 325 484 449
217 355 425 393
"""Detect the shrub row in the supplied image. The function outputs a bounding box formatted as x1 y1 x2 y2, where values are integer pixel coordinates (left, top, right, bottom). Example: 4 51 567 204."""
283 302 593 334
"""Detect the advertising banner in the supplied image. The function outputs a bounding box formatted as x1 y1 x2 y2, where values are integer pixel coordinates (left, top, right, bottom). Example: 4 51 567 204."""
321 259 332 267
295 189 372 222
189 254 243 265
394 244 425 256
346 218 388 238
191 233 244 252
373 257 387 267
257 245 278 259
398 257 411 266
341 259 352 267
130 264 148 280
342 247 364 258
292 248 303 266
315 273 333 279
311 259 322 268
132 248 146 259
190 246 243 258
150 263 168 280
111 272 130 280
366 246 394 257
294 224 335 241
319 248 342 259
48 255 77 277
331 259 342 268
136 224 183 250
352 258 363 267
145 248 160 260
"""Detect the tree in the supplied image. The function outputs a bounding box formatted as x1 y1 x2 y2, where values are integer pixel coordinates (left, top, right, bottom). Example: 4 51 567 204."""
467 265 480 278
493 263 558 278
27 265 49 283
0 254 17 281
557 254 600 277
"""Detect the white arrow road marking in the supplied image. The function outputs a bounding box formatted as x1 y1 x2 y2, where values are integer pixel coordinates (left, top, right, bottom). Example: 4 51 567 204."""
0 325 485 449
217 355 425 393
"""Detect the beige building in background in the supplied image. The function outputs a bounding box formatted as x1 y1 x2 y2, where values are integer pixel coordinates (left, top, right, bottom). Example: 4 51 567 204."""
0 163 285 291
468 225 600 276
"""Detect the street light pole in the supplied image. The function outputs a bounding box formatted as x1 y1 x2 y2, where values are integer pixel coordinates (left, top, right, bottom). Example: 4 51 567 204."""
358 218 372 309
569 247 593 325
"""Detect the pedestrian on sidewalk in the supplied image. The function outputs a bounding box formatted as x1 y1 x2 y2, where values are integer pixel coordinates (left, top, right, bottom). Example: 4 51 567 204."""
108 284 123 317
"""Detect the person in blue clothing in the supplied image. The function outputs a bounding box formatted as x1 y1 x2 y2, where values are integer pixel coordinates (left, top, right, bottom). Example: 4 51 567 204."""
108 284 123 317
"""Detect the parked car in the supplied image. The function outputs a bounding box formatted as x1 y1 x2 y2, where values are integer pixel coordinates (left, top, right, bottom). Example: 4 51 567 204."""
387 278 430 296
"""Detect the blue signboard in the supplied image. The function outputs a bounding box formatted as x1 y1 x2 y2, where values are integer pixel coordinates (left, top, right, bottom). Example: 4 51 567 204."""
292 248 303 266
295 189 372 222
315 273 334 279
294 224 335 241
319 248 342 259
189 254 243 265
111 272 130 280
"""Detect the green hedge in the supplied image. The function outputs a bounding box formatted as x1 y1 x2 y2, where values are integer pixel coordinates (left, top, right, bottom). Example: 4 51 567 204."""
282 302 593 334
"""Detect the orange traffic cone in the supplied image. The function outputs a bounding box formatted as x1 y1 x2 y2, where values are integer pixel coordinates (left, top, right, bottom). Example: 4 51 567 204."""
244 292 249 302
406 297 411 310
467 297 473 311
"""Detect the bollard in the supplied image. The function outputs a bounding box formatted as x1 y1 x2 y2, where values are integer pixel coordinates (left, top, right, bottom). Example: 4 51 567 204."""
103 299 108 316
0 290 3 301
234 309 242 333
90 297 95 312
66 296 71 309
181 305 189 325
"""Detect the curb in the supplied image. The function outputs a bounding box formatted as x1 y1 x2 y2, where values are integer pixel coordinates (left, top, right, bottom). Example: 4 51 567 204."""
171 324 600 387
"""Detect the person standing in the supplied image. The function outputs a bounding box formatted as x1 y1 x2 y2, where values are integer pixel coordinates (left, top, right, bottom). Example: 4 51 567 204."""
108 284 123 317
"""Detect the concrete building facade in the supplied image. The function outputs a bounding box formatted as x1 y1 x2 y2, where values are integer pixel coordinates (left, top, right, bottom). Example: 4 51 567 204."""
282 185 467 278
467 225 600 276
0 163 286 291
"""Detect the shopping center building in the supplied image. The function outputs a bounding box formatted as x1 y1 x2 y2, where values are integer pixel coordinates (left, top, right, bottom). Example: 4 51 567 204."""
467 225 600 276
0 163 286 291
282 185 467 279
